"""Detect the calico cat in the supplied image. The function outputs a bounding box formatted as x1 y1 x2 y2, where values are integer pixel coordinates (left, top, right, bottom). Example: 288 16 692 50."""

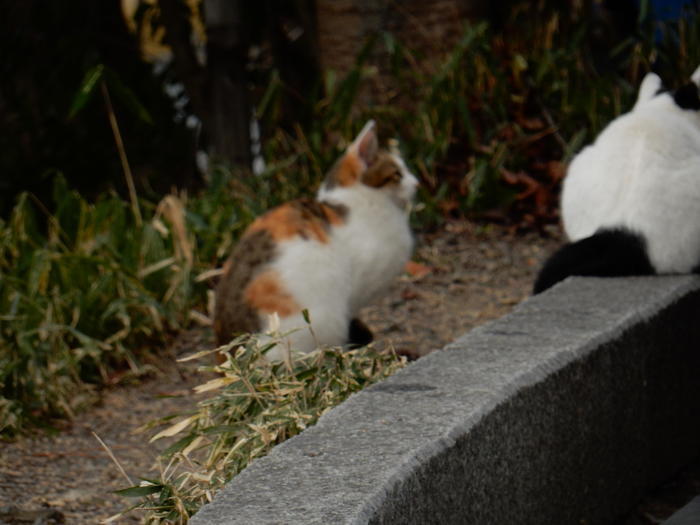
214 121 418 360
534 66 700 294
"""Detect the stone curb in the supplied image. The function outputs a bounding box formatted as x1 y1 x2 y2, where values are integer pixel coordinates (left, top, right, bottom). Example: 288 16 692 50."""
192 276 700 525
662 496 700 525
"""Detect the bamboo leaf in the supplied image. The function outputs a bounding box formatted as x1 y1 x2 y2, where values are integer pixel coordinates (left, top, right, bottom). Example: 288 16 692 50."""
67 64 104 119
150 415 197 442
193 376 239 394
115 484 163 498
161 434 198 459
103 67 154 125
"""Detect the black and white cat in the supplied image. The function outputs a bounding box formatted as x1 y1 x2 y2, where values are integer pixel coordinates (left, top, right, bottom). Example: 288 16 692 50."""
534 66 700 294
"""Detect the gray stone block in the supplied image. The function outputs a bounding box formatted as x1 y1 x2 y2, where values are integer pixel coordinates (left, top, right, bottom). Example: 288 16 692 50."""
191 276 700 525
662 496 700 525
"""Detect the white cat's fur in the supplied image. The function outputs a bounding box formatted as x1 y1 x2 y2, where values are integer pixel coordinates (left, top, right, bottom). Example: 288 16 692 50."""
561 66 700 273
263 122 418 360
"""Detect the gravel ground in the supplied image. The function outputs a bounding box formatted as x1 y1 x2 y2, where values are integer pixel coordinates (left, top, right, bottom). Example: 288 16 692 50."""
0 220 697 524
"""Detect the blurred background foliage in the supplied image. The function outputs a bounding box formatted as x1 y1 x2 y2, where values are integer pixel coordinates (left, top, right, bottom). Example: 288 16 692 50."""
2 0 700 435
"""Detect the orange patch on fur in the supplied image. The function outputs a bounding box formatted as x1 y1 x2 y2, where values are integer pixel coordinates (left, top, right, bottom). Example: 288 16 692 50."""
334 154 362 187
320 203 346 226
246 201 343 243
303 217 330 242
247 205 301 240
244 270 301 317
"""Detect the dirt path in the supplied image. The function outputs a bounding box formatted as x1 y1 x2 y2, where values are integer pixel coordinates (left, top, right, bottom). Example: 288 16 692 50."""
2 221 563 523
0 330 212 525
361 220 560 357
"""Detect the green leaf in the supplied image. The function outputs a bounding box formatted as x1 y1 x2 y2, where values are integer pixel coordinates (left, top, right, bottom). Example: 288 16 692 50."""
563 128 588 163
161 434 198 458
257 70 281 119
202 424 243 435
67 64 104 119
27 249 52 296
295 367 318 382
103 67 154 125
638 0 649 24
115 484 163 497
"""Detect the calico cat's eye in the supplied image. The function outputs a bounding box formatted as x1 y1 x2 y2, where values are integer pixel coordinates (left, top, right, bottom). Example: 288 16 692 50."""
360 155 407 188
382 170 401 185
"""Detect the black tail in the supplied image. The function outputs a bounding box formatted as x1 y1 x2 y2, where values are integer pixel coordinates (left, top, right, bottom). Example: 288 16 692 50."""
533 228 655 294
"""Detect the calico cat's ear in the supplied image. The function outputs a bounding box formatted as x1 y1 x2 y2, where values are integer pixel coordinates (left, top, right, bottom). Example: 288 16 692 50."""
318 120 379 191
348 120 378 171
634 72 662 110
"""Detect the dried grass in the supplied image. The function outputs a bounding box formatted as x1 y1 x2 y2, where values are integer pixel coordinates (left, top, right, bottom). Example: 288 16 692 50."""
0 174 256 435
116 334 405 524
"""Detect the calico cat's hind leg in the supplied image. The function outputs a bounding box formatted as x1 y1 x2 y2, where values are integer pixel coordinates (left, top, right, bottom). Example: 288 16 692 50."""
533 228 655 294
348 317 373 347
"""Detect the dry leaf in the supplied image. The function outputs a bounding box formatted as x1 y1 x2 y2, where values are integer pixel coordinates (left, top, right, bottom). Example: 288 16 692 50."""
150 415 197 442
401 288 420 300
193 376 239 394
404 260 432 279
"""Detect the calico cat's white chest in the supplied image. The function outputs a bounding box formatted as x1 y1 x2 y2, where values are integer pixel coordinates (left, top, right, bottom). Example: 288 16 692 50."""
325 186 414 313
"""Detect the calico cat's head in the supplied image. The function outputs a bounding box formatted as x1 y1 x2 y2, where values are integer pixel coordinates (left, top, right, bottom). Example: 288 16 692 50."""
634 64 700 113
319 120 418 209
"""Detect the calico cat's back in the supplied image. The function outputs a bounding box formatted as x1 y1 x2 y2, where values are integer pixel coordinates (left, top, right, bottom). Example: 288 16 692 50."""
213 228 276 341
246 198 348 244
213 198 349 346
